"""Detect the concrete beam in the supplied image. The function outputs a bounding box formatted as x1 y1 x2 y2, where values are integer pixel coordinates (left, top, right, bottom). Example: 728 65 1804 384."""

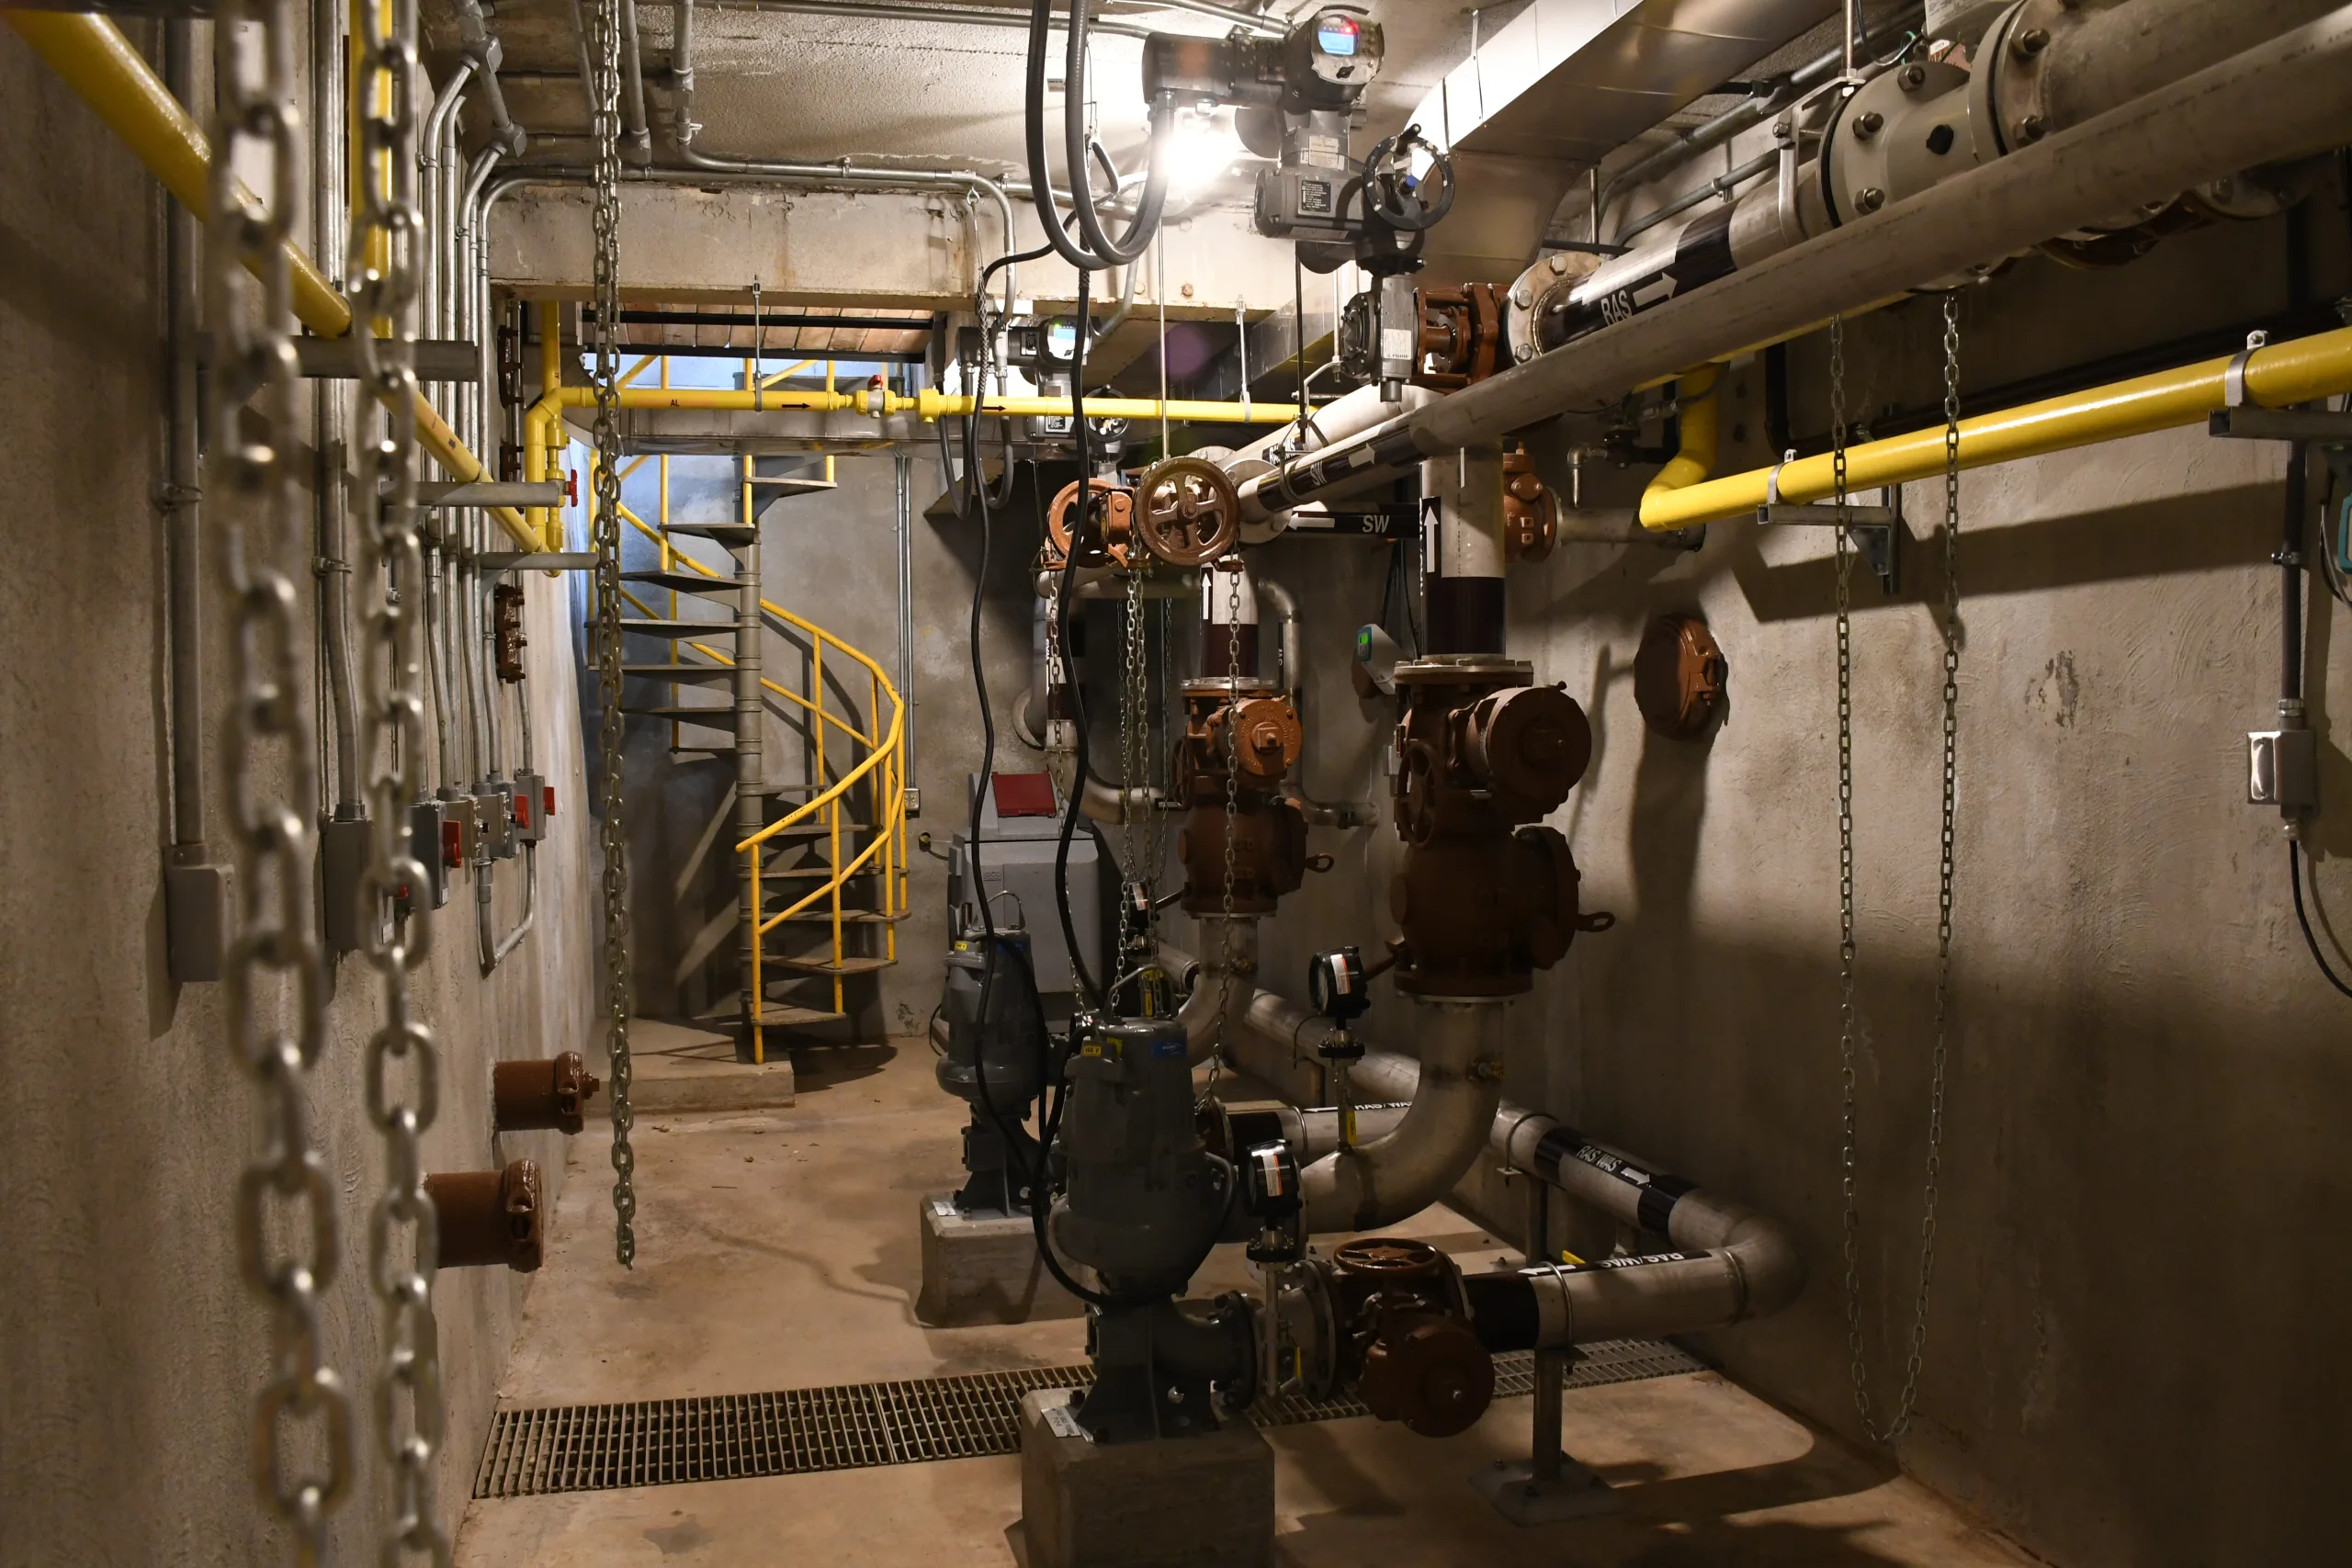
491 182 1305 317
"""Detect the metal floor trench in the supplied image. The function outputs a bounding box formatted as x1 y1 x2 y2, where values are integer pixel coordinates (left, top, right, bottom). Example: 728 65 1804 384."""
454 1037 2040 1567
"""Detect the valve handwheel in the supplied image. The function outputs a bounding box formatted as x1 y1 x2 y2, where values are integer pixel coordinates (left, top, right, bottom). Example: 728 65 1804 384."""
1135 457 1242 566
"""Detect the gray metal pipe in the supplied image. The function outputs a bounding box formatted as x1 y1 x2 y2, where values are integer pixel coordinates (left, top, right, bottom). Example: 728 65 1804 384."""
667 0 1019 317
724 0 1159 39
164 20 204 853
1240 992 1508 1235
1243 4 2352 498
1176 916 1259 1064
620 0 652 160
566 0 602 142
451 0 527 155
1592 1 1923 237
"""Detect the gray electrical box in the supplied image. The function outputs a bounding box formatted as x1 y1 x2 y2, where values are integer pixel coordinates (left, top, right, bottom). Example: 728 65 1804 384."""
947 773 1101 1015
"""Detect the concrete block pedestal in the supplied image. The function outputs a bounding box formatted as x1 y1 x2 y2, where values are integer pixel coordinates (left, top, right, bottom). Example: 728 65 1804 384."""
914 1194 1085 1325
1018 1389 1273 1568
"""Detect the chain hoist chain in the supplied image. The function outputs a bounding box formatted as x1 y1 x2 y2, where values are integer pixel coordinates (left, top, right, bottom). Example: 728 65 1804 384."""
209 0 354 1553
1838 300 1965 1445
1117 559 1150 971
1204 557 1242 1094
589 0 638 1265
348 0 451 1557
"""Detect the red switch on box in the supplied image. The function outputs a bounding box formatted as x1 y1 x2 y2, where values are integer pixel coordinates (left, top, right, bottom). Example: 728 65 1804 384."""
514 795 531 829
544 785 557 818
442 820 463 869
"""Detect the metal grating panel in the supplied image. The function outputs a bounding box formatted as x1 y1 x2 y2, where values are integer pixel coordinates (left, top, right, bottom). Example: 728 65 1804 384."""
472 1340 1706 1500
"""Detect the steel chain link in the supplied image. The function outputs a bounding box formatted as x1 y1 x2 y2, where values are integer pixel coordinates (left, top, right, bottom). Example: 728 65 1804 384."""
590 0 639 1265
1204 557 1242 1095
347 0 451 1557
1838 300 1964 1445
1117 560 1149 969
208 0 354 1554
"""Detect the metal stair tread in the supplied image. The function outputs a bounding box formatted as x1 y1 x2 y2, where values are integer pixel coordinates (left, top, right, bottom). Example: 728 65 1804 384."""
764 954 895 976
623 705 741 727
761 865 881 880
620 569 750 597
620 618 737 638
766 910 902 924
623 662 735 682
663 521 759 543
694 1006 846 1031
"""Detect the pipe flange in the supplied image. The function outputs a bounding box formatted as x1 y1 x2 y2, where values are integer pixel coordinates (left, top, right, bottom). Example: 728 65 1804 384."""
1819 58 1971 229
1502 250 1600 367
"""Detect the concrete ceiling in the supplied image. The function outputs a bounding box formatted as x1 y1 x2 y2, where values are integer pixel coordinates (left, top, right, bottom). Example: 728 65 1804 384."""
430 0 1524 190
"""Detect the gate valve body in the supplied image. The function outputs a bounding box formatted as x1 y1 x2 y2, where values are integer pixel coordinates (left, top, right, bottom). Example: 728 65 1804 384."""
1329 1236 1493 1438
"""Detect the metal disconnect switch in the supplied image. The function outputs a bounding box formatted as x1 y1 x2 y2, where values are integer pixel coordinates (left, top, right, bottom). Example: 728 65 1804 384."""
2249 702 2318 825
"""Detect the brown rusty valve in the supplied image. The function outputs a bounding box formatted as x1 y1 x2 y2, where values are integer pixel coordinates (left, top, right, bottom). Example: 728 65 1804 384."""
1045 478 1136 568
1134 457 1241 566
1634 614 1726 739
492 1052 602 1135
1207 694 1304 790
1460 683 1591 817
425 1159 544 1272
1329 1236 1494 1438
1501 447 1555 564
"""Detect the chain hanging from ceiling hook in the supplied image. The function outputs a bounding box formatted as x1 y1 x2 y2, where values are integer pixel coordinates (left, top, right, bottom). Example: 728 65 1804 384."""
590 0 638 1268
1202 556 1242 1101
208 0 354 1552
1837 297 1964 1446
348 0 451 1555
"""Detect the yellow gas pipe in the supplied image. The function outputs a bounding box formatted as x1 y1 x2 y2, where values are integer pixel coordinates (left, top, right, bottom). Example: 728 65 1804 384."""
1642 365 1725 504
1640 326 2352 531
8 11 537 550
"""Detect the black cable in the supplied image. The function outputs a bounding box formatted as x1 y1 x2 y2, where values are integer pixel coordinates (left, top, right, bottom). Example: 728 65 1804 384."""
2290 842 2352 998
1048 266 1106 1010
1023 0 1173 270
961 418 1123 1310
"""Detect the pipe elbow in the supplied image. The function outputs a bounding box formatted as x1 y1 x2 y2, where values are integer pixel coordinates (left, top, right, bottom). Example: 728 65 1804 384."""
1297 999 1507 1234
1666 1190 1804 1322
1176 918 1257 1063
1639 363 1724 521
1078 773 1158 826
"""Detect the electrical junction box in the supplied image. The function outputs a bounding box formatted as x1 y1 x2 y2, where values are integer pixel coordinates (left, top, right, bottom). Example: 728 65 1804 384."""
441 792 479 863
407 800 449 910
2248 727 2317 811
164 857 230 984
480 783 517 860
948 773 1102 1021
320 814 372 954
514 770 548 843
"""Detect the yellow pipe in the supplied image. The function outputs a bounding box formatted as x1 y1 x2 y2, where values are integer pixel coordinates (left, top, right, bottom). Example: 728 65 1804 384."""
6 15 353 335
533 303 563 547
1641 325 2352 531
1642 365 1724 502
9 12 537 548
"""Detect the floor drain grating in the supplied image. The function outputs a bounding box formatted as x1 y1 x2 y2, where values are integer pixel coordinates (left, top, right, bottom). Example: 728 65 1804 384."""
471 1338 1706 1500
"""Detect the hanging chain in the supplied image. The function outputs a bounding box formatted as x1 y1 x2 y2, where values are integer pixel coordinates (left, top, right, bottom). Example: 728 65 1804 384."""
1838 299 1964 1444
1117 558 1149 966
590 0 638 1265
349 0 449 1559
1204 558 1242 1095
209 0 353 1555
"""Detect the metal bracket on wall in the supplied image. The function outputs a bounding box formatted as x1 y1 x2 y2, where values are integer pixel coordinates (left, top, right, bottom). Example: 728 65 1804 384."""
1757 490 1904 595
2208 409 2352 443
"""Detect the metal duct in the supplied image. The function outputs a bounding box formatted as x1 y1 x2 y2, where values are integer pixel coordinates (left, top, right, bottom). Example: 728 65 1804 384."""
1409 0 1841 284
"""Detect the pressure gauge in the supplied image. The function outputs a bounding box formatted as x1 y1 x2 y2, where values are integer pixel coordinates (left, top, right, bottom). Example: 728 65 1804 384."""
1307 946 1373 1024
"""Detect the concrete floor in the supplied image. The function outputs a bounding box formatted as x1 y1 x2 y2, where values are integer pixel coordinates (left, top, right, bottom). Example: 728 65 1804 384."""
456 1038 2036 1568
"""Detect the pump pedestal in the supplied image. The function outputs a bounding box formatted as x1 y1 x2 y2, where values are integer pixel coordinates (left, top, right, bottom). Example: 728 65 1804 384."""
914 1195 1086 1326
1018 1389 1273 1568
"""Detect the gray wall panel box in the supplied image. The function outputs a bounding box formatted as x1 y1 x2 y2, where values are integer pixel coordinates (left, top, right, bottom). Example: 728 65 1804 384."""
948 774 1101 1009
487 783 518 859
320 816 373 954
515 770 548 843
408 800 450 910
164 860 230 984
442 791 480 861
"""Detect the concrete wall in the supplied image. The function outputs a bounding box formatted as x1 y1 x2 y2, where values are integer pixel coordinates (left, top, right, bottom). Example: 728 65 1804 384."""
0 31 598 1565
1240 195 2352 1567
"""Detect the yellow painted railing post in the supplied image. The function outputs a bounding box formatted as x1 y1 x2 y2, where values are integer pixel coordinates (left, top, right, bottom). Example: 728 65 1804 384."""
749 841 765 1065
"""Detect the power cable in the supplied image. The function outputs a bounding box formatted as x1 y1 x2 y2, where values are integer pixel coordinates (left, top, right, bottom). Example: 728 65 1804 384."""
2290 842 2352 998
1023 0 1173 270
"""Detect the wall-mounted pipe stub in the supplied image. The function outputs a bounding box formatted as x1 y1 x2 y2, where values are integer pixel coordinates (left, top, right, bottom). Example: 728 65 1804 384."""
492 1053 602 1134
425 1159 545 1271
